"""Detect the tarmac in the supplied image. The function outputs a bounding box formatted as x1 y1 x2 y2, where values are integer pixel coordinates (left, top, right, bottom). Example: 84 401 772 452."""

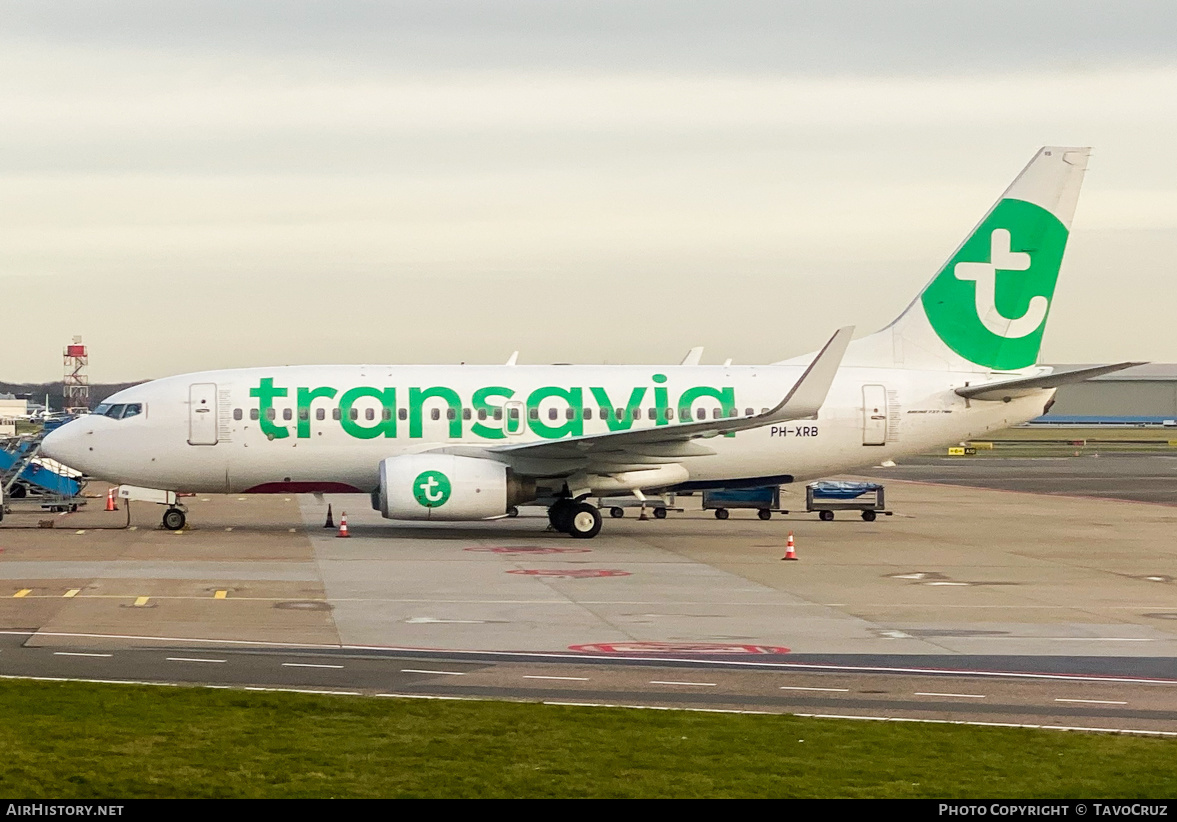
1 457 1175 662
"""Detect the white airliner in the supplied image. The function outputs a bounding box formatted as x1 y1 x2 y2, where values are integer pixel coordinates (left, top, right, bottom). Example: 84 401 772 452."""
42 147 1137 537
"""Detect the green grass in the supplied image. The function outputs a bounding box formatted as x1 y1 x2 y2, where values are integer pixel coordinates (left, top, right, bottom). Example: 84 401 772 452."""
0 681 1173 798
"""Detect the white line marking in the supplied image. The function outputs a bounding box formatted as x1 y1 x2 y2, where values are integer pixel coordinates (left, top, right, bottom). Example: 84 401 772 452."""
5 630 1177 686
377 693 474 701
281 663 344 669
650 680 717 687
523 675 590 682
402 668 466 676
53 652 112 658
780 686 850 692
1054 698 1128 705
793 713 1177 737
915 692 986 699
166 657 226 664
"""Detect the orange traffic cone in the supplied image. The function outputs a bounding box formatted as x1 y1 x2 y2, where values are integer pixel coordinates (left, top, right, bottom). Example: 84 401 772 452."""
105 488 119 512
782 531 798 561
336 512 350 538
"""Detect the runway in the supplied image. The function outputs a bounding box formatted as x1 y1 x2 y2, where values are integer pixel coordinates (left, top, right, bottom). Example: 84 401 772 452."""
1 454 1176 731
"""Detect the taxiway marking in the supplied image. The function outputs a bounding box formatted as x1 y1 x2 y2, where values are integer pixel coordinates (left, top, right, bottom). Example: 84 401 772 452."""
402 668 467 676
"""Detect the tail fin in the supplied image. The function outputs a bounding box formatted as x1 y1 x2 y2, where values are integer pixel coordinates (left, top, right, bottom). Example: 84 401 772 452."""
842 146 1090 372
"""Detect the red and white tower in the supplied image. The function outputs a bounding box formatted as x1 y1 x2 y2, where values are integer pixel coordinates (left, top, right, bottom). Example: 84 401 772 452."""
63 335 90 414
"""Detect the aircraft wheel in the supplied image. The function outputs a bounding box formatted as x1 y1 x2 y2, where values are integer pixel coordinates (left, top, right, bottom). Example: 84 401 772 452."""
610 507 624 518
567 503 602 539
861 510 877 522
653 507 667 520
758 509 772 521
714 508 729 520
507 506 519 518
162 508 186 531
548 500 575 532
819 510 834 522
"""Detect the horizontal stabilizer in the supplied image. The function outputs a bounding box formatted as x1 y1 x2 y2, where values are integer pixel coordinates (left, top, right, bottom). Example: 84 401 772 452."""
955 362 1146 401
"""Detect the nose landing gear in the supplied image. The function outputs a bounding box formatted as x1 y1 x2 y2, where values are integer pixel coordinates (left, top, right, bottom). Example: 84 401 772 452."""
162 507 187 531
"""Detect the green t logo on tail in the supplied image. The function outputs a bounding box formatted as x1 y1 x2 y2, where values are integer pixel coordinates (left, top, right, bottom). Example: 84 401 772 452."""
413 471 452 507
921 198 1069 370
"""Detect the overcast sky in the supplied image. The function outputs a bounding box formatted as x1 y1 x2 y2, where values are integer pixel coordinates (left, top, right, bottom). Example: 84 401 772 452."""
2 1 1176 381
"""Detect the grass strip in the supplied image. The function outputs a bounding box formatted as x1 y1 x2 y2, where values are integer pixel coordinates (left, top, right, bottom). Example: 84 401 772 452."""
0 680 1174 798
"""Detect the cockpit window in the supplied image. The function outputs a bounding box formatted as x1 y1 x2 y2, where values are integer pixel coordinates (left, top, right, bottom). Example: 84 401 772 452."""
95 402 143 420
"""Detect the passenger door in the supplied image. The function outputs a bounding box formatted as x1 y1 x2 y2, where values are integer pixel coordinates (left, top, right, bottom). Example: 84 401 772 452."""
188 383 219 445
862 384 887 446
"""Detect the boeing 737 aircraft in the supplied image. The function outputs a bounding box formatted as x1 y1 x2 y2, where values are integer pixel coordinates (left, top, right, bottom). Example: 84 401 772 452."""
42 147 1137 537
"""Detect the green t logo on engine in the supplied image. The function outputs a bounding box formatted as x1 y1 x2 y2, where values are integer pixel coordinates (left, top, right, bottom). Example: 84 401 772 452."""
413 470 452 507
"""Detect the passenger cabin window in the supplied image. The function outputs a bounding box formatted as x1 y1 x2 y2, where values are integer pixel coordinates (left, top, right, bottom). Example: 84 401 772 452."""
633 408 642 420
298 408 309 421
282 408 293 421
431 408 440 421
696 408 706 421
398 409 407 421
462 408 471 421
365 407 375 421
332 408 341 420
250 409 260 421
548 408 558 421
584 408 592 420
565 408 575 420
233 408 243 421
349 408 358 421
477 409 487 421
382 409 392 421
446 408 456 421
316 408 325 421
266 408 276 421
529 408 538 420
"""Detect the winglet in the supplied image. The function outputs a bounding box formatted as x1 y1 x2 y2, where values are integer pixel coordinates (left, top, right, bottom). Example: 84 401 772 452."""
763 326 854 421
505 351 519 366
680 346 704 366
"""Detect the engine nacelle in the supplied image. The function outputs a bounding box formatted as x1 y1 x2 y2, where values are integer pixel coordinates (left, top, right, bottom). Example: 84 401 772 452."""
378 454 535 521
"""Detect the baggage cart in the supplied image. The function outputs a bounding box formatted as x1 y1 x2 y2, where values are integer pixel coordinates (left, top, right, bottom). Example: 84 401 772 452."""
806 481 891 522
702 485 786 521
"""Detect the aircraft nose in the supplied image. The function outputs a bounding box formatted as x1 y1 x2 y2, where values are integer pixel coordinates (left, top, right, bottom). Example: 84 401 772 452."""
40 420 89 473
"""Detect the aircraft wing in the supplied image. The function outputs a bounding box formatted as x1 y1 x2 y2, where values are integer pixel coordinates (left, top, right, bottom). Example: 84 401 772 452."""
486 327 853 466
955 362 1146 401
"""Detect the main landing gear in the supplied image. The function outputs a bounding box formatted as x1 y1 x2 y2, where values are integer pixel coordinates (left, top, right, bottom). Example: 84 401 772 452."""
547 498 602 539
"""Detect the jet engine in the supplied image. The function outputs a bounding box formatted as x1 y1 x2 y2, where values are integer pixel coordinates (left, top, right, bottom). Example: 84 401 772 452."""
378 454 536 520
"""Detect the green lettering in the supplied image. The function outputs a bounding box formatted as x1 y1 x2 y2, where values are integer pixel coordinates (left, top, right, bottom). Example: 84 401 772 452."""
526 386 583 439
589 386 646 432
471 386 514 440
296 386 338 438
677 386 737 433
653 374 669 426
410 386 462 439
250 378 289 439
339 387 397 439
